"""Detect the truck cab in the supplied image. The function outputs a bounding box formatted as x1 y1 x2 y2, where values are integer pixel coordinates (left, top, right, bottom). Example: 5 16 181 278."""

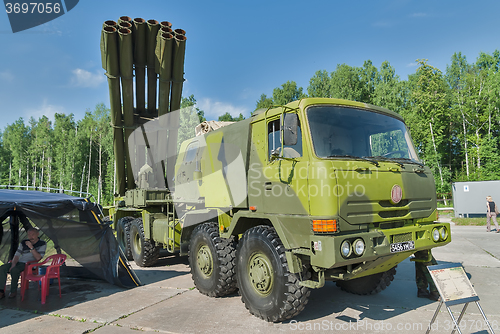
175 98 449 283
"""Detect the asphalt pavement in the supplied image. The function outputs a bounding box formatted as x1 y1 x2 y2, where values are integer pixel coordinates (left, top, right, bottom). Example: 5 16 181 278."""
1 215 499 334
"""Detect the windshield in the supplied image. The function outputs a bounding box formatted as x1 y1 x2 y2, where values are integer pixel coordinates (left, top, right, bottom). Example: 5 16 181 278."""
307 105 420 163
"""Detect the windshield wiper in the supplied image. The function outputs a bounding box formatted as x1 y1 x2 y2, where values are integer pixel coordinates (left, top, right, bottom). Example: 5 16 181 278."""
389 158 425 168
327 155 380 166
366 156 405 168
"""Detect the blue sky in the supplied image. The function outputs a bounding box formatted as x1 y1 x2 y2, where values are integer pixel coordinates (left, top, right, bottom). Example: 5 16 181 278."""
0 0 499 131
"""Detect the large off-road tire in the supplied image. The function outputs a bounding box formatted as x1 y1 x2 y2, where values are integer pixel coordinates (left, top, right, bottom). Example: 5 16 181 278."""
129 218 160 267
188 223 237 297
336 266 397 295
116 216 135 260
236 225 310 322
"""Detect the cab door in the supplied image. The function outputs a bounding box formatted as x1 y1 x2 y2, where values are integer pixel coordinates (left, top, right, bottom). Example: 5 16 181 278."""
261 113 309 215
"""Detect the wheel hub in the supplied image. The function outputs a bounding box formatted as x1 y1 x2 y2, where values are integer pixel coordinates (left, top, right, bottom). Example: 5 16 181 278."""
248 253 273 296
133 231 141 254
197 245 213 278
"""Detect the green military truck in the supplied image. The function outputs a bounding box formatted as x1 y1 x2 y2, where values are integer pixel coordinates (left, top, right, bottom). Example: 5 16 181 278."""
101 17 450 322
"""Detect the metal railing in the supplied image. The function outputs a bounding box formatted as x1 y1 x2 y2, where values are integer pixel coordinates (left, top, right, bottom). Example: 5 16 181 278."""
0 185 93 198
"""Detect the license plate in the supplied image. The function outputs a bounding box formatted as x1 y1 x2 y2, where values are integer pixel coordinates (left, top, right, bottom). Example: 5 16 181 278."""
390 240 415 253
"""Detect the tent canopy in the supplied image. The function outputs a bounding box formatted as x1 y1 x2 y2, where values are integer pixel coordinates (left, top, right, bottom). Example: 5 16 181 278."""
0 190 140 288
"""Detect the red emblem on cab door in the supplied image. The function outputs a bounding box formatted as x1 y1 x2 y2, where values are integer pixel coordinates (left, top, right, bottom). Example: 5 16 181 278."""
391 185 402 204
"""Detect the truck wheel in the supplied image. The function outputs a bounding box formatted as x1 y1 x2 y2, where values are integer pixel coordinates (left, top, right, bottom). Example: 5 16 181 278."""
188 223 237 297
236 225 310 322
336 266 397 295
129 218 160 267
116 216 134 260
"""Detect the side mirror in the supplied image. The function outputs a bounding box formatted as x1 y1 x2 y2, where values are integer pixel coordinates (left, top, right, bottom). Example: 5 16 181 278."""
283 113 298 146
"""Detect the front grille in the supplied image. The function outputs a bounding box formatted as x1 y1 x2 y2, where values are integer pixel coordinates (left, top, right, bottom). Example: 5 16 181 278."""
379 210 409 218
392 232 412 243
343 196 433 224
379 200 409 208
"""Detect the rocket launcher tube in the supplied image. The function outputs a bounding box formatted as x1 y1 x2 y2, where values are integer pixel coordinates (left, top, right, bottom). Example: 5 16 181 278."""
170 34 186 113
146 20 160 116
156 32 174 118
155 32 174 185
118 21 132 29
101 25 126 195
102 20 117 29
174 28 186 36
118 16 132 26
160 26 173 34
133 18 147 115
160 21 172 30
165 33 186 184
118 27 136 190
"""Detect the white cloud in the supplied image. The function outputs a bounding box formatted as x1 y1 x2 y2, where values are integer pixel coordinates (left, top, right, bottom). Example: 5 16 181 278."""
24 99 65 123
407 62 419 68
197 98 250 121
0 70 14 82
70 68 106 88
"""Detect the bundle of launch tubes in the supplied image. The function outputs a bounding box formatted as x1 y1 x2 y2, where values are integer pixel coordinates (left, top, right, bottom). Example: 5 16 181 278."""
100 16 186 196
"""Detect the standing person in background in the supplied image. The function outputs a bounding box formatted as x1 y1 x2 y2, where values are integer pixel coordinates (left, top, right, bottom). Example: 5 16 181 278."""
486 196 499 233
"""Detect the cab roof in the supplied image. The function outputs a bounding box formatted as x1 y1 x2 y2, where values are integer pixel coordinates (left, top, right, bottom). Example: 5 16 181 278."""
253 98 404 122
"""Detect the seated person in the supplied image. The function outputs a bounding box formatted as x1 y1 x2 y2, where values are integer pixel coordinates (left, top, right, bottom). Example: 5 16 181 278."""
0 227 46 299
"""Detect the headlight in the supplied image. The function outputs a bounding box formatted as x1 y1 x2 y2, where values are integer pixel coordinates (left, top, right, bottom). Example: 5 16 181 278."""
353 239 365 256
432 228 440 242
440 227 448 240
341 240 351 258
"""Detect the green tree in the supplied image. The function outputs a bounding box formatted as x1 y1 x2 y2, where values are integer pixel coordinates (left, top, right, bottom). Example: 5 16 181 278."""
307 70 331 98
28 115 53 190
178 95 205 150
0 131 12 185
373 61 403 112
446 52 471 179
218 112 245 122
410 59 451 195
359 60 379 103
77 104 113 204
330 64 363 101
272 81 305 106
52 113 78 192
2 119 31 187
462 63 492 179
255 94 274 110
181 94 206 123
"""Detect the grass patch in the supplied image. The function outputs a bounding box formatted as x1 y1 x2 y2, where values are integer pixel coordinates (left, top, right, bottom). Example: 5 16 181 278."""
452 217 487 226
437 201 453 208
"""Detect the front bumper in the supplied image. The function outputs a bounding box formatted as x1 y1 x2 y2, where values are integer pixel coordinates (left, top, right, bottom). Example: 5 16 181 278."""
308 222 451 280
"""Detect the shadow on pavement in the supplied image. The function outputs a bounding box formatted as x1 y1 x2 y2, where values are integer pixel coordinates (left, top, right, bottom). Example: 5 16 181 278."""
0 253 191 328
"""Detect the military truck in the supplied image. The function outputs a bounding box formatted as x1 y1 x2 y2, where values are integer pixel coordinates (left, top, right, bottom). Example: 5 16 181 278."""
101 17 451 322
